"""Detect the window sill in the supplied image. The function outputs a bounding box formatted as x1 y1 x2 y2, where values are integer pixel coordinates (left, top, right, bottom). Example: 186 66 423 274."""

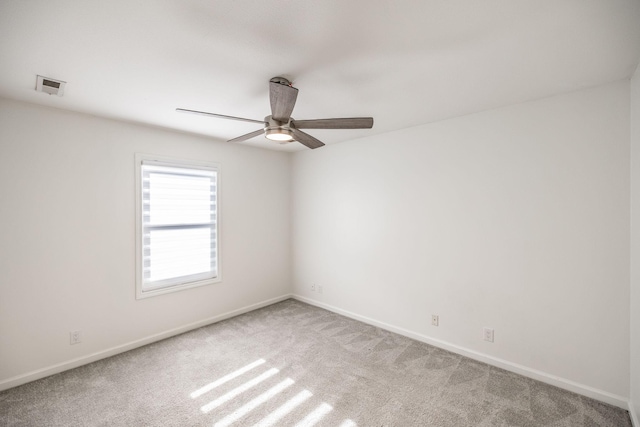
135 276 221 300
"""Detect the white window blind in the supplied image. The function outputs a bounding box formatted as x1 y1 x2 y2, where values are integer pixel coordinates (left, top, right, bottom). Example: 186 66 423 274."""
140 160 218 294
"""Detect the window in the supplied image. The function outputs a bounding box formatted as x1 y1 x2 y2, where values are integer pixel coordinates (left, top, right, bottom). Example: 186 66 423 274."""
136 154 220 298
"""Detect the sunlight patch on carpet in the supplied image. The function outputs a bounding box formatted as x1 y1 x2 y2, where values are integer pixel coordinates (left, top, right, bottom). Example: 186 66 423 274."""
294 402 334 426
200 368 279 413
253 389 313 427
191 359 266 398
213 378 295 427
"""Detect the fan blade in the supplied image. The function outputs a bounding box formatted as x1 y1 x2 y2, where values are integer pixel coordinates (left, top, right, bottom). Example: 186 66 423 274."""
291 117 374 129
291 129 325 149
176 108 265 125
227 128 265 143
269 82 298 122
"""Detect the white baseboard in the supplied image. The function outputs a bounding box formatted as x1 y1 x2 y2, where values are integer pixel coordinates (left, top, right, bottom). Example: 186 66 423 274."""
293 294 630 411
0 294 293 392
2 292 634 420
630 403 639 427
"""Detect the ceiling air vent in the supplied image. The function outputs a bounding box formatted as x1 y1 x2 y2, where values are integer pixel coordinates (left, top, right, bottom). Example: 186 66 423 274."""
36 75 66 96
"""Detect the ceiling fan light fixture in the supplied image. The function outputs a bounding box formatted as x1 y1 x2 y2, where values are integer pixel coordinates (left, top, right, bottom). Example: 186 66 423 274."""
265 127 294 142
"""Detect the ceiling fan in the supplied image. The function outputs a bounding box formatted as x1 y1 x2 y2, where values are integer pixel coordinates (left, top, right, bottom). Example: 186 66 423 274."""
176 77 374 149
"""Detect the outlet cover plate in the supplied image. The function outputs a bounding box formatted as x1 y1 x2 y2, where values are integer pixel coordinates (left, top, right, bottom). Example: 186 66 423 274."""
70 331 82 345
483 328 494 342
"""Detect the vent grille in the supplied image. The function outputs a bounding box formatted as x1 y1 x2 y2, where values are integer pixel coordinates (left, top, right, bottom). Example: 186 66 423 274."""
36 75 66 96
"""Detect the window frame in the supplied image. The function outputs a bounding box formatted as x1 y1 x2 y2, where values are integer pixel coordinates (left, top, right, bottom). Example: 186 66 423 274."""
135 153 221 299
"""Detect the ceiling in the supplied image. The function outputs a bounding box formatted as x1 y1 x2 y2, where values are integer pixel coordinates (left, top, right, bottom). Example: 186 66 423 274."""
1 1 639 152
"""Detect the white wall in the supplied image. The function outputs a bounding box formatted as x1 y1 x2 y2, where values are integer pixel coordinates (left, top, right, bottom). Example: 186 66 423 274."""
292 81 631 402
0 99 291 387
1 78 635 410
631 65 640 423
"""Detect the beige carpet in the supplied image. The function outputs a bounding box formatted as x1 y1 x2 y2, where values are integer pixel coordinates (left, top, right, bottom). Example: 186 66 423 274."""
0 299 632 426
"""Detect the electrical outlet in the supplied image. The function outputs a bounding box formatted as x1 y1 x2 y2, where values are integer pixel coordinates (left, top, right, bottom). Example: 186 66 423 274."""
311 284 316 292
70 330 82 345
318 284 323 294
483 327 494 342
431 315 439 326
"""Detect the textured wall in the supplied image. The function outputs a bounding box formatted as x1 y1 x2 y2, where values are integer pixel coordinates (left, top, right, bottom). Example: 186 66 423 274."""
292 81 631 400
